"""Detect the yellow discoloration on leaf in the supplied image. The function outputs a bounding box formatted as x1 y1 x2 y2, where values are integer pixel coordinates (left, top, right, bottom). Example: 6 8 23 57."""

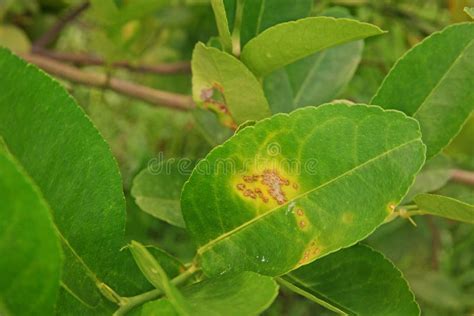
342 212 354 224
297 240 322 267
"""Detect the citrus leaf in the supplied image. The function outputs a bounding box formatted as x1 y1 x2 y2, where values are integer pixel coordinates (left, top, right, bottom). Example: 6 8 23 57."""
239 0 313 47
129 241 191 316
465 7 474 19
0 48 156 312
134 272 278 316
182 103 426 276
132 161 195 228
263 9 363 113
285 244 420 315
371 23 474 159
241 17 385 76
414 194 474 223
191 42 271 125
402 154 452 203
211 0 233 53
0 150 62 315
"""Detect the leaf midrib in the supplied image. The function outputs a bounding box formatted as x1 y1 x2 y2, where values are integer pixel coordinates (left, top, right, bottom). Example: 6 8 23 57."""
412 39 474 117
197 138 420 255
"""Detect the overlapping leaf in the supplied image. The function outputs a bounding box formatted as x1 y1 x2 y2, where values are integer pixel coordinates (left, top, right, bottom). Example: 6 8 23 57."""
241 17 384 76
132 161 195 228
192 43 271 125
372 23 474 158
182 103 425 276
133 272 278 316
0 150 62 315
285 244 420 315
0 48 156 313
264 9 364 113
414 194 474 223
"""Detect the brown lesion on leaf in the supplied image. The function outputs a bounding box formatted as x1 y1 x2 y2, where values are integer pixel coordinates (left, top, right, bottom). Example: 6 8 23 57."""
293 207 310 231
341 212 354 224
233 168 299 210
298 240 321 266
200 82 237 130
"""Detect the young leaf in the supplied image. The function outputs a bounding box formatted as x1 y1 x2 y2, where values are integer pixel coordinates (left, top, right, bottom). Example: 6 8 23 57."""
264 9 364 113
414 194 474 223
239 0 313 47
0 150 62 315
285 244 420 315
134 272 278 316
181 103 425 277
241 17 385 76
211 0 233 53
129 241 191 315
371 23 474 159
465 7 474 19
0 48 156 312
192 42 271 125
132 161 195 228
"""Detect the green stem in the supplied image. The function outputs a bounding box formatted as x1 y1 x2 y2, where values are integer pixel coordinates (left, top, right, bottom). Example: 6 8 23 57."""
113 266 198 316
276 277 347 315
231 0 245 57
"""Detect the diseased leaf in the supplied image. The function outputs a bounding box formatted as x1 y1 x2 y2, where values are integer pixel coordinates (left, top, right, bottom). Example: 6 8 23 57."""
285 244 420 315
211 0 233 53
132 161 195 228
264 9 364 113
192 42 271 125
182 104 425 276
241 17 384 76
371 23 474 159
0 150 62 316
414 194 474 223
239 0 312 47
134 272 278 316
0 48 156 312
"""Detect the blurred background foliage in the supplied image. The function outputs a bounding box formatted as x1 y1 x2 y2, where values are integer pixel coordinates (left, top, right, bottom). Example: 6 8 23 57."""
0 0 473 315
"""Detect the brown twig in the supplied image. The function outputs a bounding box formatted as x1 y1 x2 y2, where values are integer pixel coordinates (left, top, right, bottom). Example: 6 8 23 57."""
451 169 474 186
22 53 194 111
33 49 191 75
33 2 90 51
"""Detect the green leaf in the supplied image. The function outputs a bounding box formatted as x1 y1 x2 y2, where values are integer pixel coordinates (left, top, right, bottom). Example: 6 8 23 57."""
402 154 452 203
0 150 62 316
465 7 474 19
191 42 271 125
135 272 278 316
129 241 191 315
285 244 420 315
182 103 425 277
239 0 313 47
263 10 364 113
0 25 31 53
241 17 385 76
371 23 474 159
211 0 233 53
0 48 154 312
132 161 195 228
414 194 474 223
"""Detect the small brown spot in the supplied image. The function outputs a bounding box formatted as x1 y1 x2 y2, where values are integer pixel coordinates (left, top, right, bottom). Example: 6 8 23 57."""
299 221 306 228
236 183 245 191
292 183 299 190
296 209 304 216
